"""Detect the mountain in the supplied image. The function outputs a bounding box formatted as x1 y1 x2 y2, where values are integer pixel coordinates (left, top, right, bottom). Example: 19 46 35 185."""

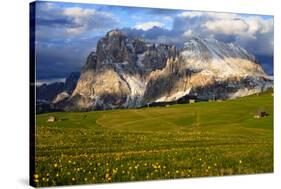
64 72 80 94
144 37 272 103
36 72 80 104
36 82 65 102
52 29 273 111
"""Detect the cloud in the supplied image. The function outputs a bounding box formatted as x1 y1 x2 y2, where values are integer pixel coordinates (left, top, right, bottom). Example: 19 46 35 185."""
182 29 193 37
178 11 203 18
62 7 119 35
146 8 180 16
134 21 165 31
123 10 273 71
34 2 273 79
245 16 273 35
35 2 119 39
36 36 100 79
204 19 249 35
172 11 273 56
34 2 121 79
163 16 173 21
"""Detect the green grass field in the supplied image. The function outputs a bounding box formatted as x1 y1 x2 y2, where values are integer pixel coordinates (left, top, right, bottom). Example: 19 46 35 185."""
34 91 273 187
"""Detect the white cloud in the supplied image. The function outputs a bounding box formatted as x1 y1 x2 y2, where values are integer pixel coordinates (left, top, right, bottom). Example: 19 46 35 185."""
63 7 96 17
245 16 273 35
131 15 142 20
202 14 273 39
204 19 249 36
174 10 273 56
179 11 236 20
36 4 119 38
62 7 118 35
177 11 273 39
182 29 193 37
205 12 237 20
163 16 173 21
178 11 203 18
134 21 165 31
65 26 86 35
127 10 273 56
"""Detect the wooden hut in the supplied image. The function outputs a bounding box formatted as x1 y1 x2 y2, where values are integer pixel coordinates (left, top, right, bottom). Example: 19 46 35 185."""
47 116 57 122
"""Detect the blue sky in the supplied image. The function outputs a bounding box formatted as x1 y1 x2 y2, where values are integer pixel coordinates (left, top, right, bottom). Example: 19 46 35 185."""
33 1 274 80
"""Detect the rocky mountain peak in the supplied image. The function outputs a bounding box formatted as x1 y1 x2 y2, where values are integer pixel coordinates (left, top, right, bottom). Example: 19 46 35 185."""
96 29 137 68
64 72 80 94
81 52 97 72
106 29 124 37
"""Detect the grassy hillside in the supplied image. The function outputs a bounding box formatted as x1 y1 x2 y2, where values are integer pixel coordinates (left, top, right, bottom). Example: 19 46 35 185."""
34 91 273 186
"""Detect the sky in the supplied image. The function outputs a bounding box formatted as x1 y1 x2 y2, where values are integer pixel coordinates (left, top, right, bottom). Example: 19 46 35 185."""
33 1 274 80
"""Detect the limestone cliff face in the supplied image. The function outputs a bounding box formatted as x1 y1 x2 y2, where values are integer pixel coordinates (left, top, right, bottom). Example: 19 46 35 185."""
143 37 272 103
69 68 130 110
54 29 273 111
60 29 177 110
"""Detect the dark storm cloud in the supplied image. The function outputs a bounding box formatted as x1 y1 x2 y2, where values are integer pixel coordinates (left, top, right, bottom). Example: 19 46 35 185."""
34 2 119 79
146 8 180 16
36 17 78 28
36 36 100 80
35 3 119 39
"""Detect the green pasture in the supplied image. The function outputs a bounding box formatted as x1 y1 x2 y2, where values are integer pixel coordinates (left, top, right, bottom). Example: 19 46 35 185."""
34 91 273 186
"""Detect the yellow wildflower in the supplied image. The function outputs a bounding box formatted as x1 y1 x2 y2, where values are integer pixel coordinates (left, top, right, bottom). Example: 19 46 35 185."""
105 173 110 179
113 169 118 174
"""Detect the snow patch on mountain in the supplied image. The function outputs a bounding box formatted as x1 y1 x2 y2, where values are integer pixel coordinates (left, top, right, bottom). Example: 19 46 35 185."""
181 37 266 78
